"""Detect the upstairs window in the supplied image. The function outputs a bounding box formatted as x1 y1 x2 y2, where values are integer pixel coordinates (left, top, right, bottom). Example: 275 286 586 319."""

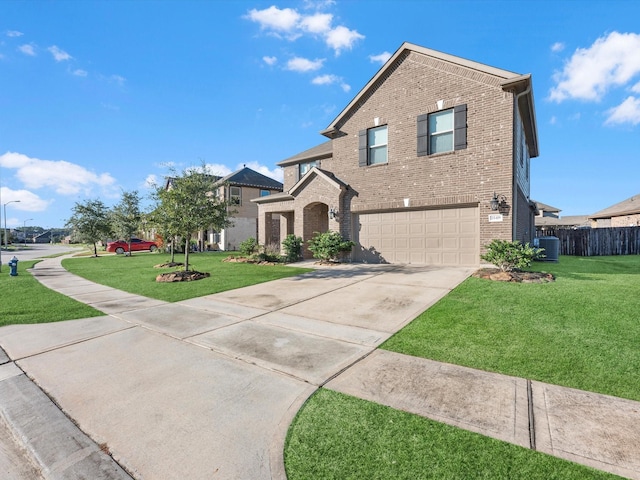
417 104 467 156
260 189 270 197
299 160 319 179
230 186 241 205
429 109 454 154
359 125 388 166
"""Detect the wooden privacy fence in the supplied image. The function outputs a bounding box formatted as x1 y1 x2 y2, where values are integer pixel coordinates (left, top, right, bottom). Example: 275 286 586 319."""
537 227 640 256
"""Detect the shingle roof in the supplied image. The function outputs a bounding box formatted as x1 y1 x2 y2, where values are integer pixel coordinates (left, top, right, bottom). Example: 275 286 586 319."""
277 141 333 167
216 167 283 191
590 194 640 219
533 200 561 213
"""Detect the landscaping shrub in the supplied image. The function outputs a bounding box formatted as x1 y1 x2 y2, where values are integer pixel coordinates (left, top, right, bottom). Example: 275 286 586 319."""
256 243 281 263
481 239 544 272
239 237 259 256
282 234 303 262
307 231 355 262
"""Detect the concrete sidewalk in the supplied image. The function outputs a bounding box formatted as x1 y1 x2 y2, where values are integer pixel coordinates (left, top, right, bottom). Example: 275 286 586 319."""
1 255 639 479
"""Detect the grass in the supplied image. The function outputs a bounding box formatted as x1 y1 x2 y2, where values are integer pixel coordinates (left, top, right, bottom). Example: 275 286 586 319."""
382 255 640 401
0 260 103 327
62 251 312 302
285 389 618 480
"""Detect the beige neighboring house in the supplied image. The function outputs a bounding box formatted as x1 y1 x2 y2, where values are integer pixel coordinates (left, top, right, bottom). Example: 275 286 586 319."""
253 42 539 265
534 201 590 232
167 166 283 251
589 194 640 228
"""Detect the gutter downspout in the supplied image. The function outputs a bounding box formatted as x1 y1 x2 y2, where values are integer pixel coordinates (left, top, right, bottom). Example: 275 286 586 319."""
512 83 531 241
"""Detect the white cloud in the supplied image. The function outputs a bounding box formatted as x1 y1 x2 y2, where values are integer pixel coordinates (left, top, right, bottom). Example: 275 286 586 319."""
18 44 36 56
6 30 23 37
47 45 72 62
551 42 565 53
312 73 350 91
245 5 363 55
550 116 557 125
549 31 640 102
631 81 640 93
369 51 392 65
263 55 278 66
605 96 640 125
299 13 332 34
245 6 300 32
0 186 51 212
109 74 126 86
203 163 233 177
286 56 324 72
325 25 364 55
0 151 117 195
73 68 88 77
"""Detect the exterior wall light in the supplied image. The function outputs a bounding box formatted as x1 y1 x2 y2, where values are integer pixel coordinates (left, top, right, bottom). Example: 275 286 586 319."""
329 207 338 220
490 193 507 211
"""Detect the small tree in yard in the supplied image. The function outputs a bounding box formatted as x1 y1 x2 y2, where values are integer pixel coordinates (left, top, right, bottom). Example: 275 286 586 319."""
307 231 355 263
66 199 113 257
111 190 142 255
481 239 544 272
153 164 233 272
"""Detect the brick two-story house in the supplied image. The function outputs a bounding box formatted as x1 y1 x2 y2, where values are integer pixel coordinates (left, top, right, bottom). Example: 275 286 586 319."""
254 42 539 265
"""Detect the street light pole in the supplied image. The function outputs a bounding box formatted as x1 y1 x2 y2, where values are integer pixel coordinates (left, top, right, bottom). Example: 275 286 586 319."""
3 200 21 250
23 218 33 246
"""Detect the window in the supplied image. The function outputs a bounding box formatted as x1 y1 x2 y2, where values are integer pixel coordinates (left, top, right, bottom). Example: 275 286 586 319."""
417 104 467 156
429 109 454 154
358 125 388 166
260 189 270 197
230 186 241 205
299 160 319 178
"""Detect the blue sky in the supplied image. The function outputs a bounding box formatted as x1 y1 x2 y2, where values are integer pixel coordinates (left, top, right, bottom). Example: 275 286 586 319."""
2 0 640 229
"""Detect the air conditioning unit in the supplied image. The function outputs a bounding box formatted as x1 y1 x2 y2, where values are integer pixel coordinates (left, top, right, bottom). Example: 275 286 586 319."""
536 236 559 262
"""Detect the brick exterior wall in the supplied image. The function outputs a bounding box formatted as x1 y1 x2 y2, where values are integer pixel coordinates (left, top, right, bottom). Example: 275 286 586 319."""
258 48 536 261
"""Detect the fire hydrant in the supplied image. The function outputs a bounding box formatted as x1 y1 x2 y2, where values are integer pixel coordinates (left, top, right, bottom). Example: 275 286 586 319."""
8 256 18 276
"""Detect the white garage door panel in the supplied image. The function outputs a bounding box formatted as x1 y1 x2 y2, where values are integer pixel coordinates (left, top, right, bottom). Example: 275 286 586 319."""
356 207 479 265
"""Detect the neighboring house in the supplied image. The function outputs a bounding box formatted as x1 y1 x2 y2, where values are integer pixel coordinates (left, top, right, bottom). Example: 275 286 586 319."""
533 201 590 232
589 194 640 228
165 166 283 251
33 231 52 244
254 42 539 265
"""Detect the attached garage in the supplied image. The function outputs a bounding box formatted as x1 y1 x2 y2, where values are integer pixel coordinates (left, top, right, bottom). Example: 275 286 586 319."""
354 206 479 265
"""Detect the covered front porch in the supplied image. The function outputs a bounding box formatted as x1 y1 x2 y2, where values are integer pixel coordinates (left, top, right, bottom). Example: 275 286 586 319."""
253 168 348 259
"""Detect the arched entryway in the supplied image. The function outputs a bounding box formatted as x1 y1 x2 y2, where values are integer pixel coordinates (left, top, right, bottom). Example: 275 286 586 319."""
302 202 329 259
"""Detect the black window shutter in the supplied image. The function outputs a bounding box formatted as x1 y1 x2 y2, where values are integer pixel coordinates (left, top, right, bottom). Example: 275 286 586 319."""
358 129 368 166
454 104 467 150
417 113 429 156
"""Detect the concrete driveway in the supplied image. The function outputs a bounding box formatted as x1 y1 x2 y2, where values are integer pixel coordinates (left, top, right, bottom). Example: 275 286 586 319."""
0 258 473 479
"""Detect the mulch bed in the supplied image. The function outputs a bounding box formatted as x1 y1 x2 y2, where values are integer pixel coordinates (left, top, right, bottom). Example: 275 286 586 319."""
473 268 555 283
222 256 277 266
156 271 210 282
154 262 184 268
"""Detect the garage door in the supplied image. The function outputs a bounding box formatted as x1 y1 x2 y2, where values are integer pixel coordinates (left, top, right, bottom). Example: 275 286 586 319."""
355 207 479 265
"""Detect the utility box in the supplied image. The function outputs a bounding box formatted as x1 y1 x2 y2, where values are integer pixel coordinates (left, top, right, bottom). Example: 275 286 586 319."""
536 236 559 262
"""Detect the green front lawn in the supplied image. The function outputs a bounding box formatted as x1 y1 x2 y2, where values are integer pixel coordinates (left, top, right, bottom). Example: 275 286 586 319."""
0 260 103 327
62 252 312 302
285 389 618 480
285 256 637 479
382 255 640 401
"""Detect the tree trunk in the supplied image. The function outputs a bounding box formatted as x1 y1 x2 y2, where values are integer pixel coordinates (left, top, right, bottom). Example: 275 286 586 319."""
170 238 175 263
184 237 190 271
93 242 98 257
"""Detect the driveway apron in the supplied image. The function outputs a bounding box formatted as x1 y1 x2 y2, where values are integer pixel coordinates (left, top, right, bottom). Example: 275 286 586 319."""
0 256 472 479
